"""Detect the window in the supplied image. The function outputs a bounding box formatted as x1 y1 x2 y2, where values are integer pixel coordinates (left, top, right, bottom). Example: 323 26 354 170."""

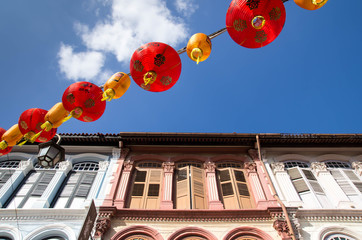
175 162 206 209
325 161 351 169
325 234 357 240
217 163 253 209
4 170 56 208
0 160 20 189
284 161 309 169
52 162 98 208
125 235 152 240
129 162 163 209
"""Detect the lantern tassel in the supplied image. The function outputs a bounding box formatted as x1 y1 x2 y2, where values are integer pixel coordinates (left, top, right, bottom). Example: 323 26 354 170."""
17 139 28 146
0 141 8 150
30 130 43 143
191 48 203 65
101 89 115 102
41 121 53 132
143 71 157 86
62 114 73 123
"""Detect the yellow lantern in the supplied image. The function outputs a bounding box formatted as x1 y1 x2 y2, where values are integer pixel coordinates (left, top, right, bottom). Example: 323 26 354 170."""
102 72 131 101
0 124 23 150
294 0 328 10
41 102 70 131
186 33 212 64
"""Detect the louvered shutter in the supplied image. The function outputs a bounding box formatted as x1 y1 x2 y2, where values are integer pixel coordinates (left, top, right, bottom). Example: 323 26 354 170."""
191 166 205 209
176 167 190 209
75 173 95 198
293 179 309 193
130 170 147 209
144 169 162 209
0 172 12 188
344 170 362 193
31 172 55 196
288 168 302 180
234 170 253 209
331 170 357 195
218 169 239 209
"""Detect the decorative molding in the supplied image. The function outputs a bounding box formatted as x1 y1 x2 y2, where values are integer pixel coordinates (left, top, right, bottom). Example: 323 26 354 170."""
244 162 257 172
162 162 175 173
112 148 120 159
311 162 327 175
99 161 109 171
204 161 216 173
273 219 291 239
123 161 133 171
94 217 111 238
352 161 362 176
17 160 32 171
271 162 285 173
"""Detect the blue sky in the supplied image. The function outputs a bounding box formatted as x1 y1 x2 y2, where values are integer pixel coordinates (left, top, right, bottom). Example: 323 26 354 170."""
0 0 362 135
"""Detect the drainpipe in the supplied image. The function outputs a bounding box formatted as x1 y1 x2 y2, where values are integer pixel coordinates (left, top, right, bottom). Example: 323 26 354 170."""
256 135 297 240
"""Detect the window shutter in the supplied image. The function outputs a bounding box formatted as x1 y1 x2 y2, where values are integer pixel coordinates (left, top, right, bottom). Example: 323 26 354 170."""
31 184 48 196
81 173 96 184
176 166 190 209
344 170 360 181
191 166 205 209
234 170 246 182
288 168 302 180
221 182 234 196
0 172 12 185
293 179 309 193
331 170 357 195
75 184 91 197
302 170 317 181
219 170 231 182
237 183 250 196
39 172 55 183
60 184 75 197
309 180 324 194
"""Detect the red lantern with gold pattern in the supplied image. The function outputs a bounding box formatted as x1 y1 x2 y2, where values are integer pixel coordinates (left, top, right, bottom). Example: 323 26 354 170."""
0 128 13 156
226 0 286 48
130 42 182 92
62 82 106 122
18 108 57 143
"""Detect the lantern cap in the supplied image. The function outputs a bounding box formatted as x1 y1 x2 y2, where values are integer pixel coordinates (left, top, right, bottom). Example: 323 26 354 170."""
37 139 65 168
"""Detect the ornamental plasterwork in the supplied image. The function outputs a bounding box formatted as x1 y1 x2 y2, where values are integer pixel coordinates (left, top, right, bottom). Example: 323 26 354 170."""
244 162 257 172
58 160 72 171
162 162 175 173
204 161 216 173
311 162 327 175
352 161 362 176
271 162 285 173
99 161 109 171
17 160 32 171
94 217 111 238
273 219 290 238
123 161 134 171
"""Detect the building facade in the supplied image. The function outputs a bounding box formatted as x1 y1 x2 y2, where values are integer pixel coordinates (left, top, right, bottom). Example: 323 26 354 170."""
1 133 362 240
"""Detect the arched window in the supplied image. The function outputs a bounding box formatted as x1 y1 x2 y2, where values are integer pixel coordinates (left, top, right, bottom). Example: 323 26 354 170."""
325 161 351 169
0 160 20 190
51 162 98 208
284 161 309 169
41 237 66 240
175 162 206 209
216 162 253 209
0 237 12 240
128 162 163 209
124 235 153 240
4 163 57 209
324 233 357 240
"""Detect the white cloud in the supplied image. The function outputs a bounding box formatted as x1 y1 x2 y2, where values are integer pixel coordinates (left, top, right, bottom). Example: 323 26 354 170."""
58 43 105 82
58 0 192 82
174 0 198 17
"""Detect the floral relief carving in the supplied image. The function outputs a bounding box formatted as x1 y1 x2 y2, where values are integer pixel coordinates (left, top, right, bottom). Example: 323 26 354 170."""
99 161 109 171
94 217 111 238
123 161 134 171
352 161 362 176
244 162 257 172
162 162 175 173
204 161 216 173
311 162 327 175
18 160 32 171
58 160 72 171
273 219 291 238
271 162 285 173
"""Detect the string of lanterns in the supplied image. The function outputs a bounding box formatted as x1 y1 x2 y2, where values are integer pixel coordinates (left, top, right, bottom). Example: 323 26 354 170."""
0 0 328 156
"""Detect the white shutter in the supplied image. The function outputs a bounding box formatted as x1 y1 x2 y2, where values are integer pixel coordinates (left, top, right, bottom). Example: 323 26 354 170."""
331 170 357 195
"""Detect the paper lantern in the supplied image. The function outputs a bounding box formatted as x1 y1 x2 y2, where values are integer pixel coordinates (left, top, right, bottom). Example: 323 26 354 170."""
130 42 182 92
62 82 106 122
226 0 286 48
186 33 212 64
0 127 13 155
0 124 23 150
102 72 131 101
18 108 57 143
41 102 70 131
294 0 328 10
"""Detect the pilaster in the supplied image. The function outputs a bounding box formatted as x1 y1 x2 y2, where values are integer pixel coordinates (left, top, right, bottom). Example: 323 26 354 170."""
204 161 223 210
160 162 174 209
244 161 268 209
311 162 352 208
114 160 133 209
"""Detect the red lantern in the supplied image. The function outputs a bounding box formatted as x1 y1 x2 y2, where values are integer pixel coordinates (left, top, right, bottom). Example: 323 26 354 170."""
0 128 13 156
62 82 106 122
130 42 182 92
18 108 57 143
226 0 286 48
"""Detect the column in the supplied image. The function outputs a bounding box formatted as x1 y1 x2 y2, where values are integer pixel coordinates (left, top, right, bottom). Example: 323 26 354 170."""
244 162 268 209
204 161 223 209
0 160 33 207
113 160 133 209
311 162 352 208
160 162 174 209
103 148 129 206
249 150 278 206
32 161 72 208
271 162 303 207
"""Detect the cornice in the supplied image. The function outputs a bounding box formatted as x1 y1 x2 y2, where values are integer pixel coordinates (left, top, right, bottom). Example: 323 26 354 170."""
295 209 362 222
98 207 284 222
0 209 87 221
